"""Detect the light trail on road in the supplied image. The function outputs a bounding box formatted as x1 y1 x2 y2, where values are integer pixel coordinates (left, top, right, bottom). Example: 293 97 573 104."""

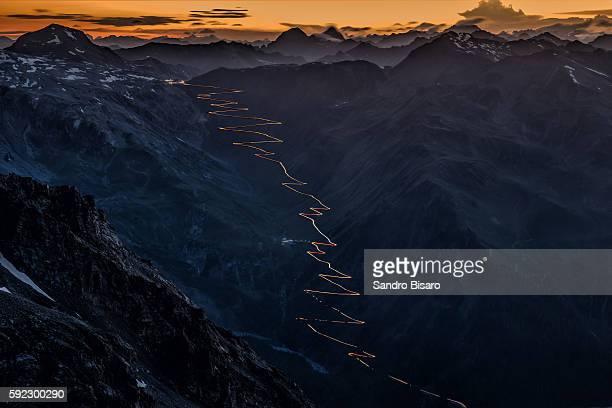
173 81 468 408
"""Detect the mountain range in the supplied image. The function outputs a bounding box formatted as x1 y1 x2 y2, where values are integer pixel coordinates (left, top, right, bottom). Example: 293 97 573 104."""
2 21 612 408
94 34 222 50
591 34 612 50
116 41 304 75
191 29 612 407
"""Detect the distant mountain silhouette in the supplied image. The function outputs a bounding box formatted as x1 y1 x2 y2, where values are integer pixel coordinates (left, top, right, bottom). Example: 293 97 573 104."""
363 30 436 48
530 32 568 46
316 26 345 42
391 32 504 85
8 24 124 66
591 34 612 50
93 35 149 49
117 41 303 74
319 42 423 67
0 36 14 49
265 27 356 61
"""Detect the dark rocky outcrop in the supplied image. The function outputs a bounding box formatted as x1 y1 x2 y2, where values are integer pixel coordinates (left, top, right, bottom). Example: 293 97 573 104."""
0 173 313 408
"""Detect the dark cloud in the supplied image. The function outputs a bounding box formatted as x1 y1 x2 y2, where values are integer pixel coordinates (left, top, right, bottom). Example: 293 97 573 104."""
509 14 612 41
454 0 612 36
459 0 542 29
34 9 50 13
78 16 192 27
557 9 612 16
189 8 249 19
340 26 371 33
0 30 28 36
460 0 541 21
6 12 200 27
414 22 447 32
7 13 92 20
455 17 487 26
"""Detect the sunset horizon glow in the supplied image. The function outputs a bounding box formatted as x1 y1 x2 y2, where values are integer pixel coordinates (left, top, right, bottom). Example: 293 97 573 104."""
1 0 611 41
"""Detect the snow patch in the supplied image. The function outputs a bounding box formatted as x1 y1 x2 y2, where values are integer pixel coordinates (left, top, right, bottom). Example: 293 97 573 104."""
62 74 87 81
0 287 11 294
564 65 580 85
585 66 609 78
127 74 155 81
65 30 76 40
100 75 122 83
136 379 147 388
0 252 54 301
47 35 61 45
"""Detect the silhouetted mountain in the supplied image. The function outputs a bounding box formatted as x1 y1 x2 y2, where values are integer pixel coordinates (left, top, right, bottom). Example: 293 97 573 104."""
564 39 598 53
130 57 200 79
151 34 221 46
265 27 356 61
317 27 345 42
95 34 221 50
193 61 385 108
391 32 504 85
0 174 313 408
94 35 149 49
507 37 560 56
391 31 603 86
531 32 568 46
591 34 612 50
117 41 304 74
319 42 418 67
0 36 14 49
8 24 124 66
363 30 435 48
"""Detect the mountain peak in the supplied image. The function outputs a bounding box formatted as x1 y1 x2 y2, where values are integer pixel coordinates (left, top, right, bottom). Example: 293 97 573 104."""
322 26 345 41
531 32 567 46
279 27 308 40
447 23 482 34
590 33 612 50
8 24 124 66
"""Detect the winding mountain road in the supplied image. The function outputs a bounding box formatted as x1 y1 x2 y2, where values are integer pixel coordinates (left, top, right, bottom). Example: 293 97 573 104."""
173 81 468 408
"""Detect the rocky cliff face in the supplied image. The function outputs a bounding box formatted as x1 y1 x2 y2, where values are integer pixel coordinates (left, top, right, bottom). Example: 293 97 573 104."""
0 173 313 408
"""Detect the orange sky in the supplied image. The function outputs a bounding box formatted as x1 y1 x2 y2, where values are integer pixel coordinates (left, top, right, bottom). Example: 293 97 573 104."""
1 0 611 40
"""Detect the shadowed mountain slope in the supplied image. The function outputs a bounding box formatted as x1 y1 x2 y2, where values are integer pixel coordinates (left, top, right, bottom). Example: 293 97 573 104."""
0 173 313 408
